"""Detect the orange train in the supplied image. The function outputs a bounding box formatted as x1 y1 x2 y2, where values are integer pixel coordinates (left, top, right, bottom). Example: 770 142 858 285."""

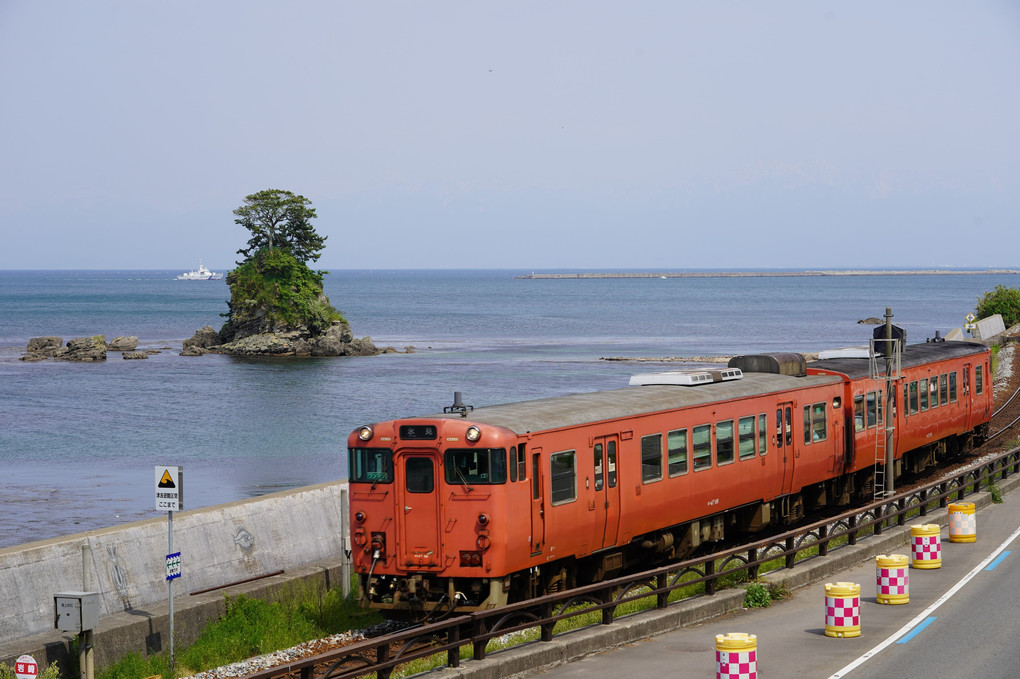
347 338 992 616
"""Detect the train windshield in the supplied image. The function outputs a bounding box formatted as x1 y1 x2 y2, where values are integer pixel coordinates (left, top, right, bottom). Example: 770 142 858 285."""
349 448 393 484
444 448 508 485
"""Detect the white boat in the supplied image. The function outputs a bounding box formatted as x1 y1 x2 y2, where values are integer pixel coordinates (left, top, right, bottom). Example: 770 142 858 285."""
175 261 223 280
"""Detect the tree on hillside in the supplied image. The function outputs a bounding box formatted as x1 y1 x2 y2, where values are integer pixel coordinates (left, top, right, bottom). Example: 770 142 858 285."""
233 189 327 264
976 285 1020 328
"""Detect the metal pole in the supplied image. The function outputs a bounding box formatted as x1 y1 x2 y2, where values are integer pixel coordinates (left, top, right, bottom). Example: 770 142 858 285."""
884 307 895 496
340 488 350 598
80 543 93 679
168 510 175 674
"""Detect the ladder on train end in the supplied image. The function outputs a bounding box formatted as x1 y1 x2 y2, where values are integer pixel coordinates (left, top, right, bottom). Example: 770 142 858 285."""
869 335 901 501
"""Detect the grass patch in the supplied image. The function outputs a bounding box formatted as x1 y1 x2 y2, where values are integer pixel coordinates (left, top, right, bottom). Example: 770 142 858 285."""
989 482 1004 503
97 585 381 679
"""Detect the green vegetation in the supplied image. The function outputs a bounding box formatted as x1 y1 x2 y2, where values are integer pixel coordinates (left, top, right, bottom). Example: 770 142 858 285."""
223 248 344 335
989 482 1003 504
743 581 772 608
976 285 1020 327
97 589 380 679
0 662 60 679
234 189 326 264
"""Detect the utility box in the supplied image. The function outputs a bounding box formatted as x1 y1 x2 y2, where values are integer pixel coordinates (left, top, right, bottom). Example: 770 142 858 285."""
54 592 100 633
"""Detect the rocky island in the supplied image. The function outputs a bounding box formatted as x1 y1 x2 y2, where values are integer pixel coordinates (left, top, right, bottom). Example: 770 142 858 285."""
22 189 397 361
185 189 390 358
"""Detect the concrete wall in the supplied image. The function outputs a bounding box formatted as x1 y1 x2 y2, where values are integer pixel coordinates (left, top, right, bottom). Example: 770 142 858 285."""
0 481 349 656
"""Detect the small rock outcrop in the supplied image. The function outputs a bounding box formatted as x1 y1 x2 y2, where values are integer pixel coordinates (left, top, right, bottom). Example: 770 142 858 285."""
122 351 149 360
56 336 107 362
22 335 107 361
108 336 139 351
858 317 883 325
180 326 222 356
208 320 383 357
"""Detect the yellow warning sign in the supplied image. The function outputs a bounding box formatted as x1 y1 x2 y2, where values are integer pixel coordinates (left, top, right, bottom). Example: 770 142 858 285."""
154 465 183 511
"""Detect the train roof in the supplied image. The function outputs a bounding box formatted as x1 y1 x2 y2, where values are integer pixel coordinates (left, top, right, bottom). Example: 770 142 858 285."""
807 340 988 380
423 371 841 434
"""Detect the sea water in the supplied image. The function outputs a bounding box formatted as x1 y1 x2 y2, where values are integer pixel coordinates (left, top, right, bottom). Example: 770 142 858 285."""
0 269 1014 547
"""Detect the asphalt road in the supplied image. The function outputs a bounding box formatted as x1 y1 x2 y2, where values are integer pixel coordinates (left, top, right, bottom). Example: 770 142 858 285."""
527 499 1020 678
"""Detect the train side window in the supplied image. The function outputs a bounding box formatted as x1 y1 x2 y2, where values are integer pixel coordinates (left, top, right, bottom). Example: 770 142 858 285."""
909 381 919 414
976 365 984 395
929 379 939 409
668 429 689 476
738 416 756 460
758 413 768 456
532 454 541 500
716 420 734 465
854 395 865 431
550 451 576 505
693 424 712 470
950 371 958 402
785 407 792 446
920 378 929 411
775 409 784 447
510 445 518 483
878 391 884 425
866 392 877 428
594 443 604 491
812 403 827 442
940 374 949 405
641 434 663 483
405 457 434 493
607 441 617 488
517 444 527 482
803 406 812 445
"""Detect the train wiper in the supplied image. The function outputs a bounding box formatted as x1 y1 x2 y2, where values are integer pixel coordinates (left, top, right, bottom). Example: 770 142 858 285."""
453 465 474 493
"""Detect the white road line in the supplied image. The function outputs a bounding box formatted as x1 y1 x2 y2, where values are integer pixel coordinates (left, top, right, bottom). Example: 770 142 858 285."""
827 522 1020 679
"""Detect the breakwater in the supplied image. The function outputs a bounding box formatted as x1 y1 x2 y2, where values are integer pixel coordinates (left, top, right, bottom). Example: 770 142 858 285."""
516 269 1020 279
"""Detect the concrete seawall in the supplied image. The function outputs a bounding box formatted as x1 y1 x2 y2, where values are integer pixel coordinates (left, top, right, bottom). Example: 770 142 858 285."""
0 481 350 669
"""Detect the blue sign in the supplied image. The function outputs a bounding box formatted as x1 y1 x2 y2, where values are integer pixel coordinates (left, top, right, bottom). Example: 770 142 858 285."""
166 552 182 581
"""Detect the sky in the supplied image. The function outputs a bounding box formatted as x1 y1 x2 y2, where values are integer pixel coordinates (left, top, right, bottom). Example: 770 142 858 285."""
1 2 1018 271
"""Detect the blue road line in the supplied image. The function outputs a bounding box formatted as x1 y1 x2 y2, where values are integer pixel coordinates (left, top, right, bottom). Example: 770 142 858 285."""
985 550 1011 571
897 616 937 644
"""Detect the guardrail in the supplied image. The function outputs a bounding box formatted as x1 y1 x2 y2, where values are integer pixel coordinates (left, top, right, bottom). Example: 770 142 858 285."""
243 446 1020 679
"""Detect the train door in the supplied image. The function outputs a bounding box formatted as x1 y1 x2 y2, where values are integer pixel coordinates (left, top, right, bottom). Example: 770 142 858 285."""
395 452 442 568
591 435 621 549
776 402 795 494
530 450 545 555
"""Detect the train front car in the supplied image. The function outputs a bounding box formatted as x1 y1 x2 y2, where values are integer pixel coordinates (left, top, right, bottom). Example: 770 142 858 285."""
347 416 519 618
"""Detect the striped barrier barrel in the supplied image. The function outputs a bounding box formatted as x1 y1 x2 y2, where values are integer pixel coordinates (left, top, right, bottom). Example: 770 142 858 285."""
948 502 977 543
715 632 757 679
824 582 861 638
875 554 909 605
910 524 942 569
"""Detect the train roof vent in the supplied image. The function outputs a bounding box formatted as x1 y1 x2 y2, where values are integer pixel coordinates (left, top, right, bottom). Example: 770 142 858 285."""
629 368 743 387
728 353 806 377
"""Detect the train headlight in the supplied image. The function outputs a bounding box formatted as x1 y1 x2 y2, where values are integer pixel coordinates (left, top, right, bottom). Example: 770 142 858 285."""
358 426 374 441
466 426 481 442
354 511 366 523
477 513 489 526
832 397 842 409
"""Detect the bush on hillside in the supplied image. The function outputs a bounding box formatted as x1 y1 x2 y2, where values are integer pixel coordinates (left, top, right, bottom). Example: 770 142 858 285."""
976 285 1020 328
